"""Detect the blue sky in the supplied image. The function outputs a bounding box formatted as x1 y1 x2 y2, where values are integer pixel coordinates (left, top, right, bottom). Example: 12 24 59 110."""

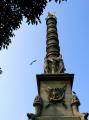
0 0 89 120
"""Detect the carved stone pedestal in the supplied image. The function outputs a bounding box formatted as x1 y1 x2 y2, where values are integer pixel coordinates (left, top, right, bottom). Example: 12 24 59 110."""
36 74 74 116
27 74 88 120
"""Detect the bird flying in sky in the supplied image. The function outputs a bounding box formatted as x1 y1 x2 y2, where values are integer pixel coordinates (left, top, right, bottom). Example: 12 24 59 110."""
72 91 76 95
29 60 37 65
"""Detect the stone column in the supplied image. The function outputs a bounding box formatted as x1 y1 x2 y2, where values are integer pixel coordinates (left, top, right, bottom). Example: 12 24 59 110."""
46 12 60 58
44 12 65 74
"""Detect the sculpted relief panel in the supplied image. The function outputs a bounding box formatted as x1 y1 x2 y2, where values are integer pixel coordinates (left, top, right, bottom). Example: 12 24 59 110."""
45 85 67 108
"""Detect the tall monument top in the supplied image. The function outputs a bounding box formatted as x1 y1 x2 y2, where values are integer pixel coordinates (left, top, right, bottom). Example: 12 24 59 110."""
46 12 57 20
44 13 66 74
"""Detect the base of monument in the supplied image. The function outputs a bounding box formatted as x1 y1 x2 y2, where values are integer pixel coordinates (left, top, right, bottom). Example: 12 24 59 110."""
36 116 80 120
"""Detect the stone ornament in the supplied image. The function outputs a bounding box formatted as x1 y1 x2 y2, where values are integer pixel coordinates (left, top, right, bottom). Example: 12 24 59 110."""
27 96 43 120
46 12 56 20
33 96 43 106
45 85 66 107
71 92 89 120
33 96 43 116
71 93 80 107
44 55 66 74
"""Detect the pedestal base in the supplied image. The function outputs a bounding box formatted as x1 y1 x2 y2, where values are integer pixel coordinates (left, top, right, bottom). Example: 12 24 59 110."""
36 74 74 116
36 116 80 120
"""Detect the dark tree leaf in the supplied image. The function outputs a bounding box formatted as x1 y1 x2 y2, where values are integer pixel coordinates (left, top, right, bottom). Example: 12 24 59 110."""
0 0 67 50
0 67 3 74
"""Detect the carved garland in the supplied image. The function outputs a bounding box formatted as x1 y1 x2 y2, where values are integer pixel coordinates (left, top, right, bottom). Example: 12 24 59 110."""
46 85 67 108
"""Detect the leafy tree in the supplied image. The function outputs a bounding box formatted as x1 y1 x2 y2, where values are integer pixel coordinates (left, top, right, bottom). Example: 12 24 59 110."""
0 0 67 50
0 67 2 74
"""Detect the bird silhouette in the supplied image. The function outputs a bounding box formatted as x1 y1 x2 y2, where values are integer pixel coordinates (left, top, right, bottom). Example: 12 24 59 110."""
72 91 76 95
29 60 37 65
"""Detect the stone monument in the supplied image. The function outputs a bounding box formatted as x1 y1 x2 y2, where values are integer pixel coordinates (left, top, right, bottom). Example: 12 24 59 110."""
27 12 89 120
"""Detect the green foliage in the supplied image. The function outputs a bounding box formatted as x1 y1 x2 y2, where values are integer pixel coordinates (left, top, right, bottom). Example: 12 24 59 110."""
0 0 67 50
0 67 2 74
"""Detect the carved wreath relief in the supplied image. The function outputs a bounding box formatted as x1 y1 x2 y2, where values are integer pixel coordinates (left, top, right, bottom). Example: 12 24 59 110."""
46 85 67 107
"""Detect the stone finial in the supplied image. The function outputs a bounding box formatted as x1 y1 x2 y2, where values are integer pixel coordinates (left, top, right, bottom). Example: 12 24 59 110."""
46 12 56 20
